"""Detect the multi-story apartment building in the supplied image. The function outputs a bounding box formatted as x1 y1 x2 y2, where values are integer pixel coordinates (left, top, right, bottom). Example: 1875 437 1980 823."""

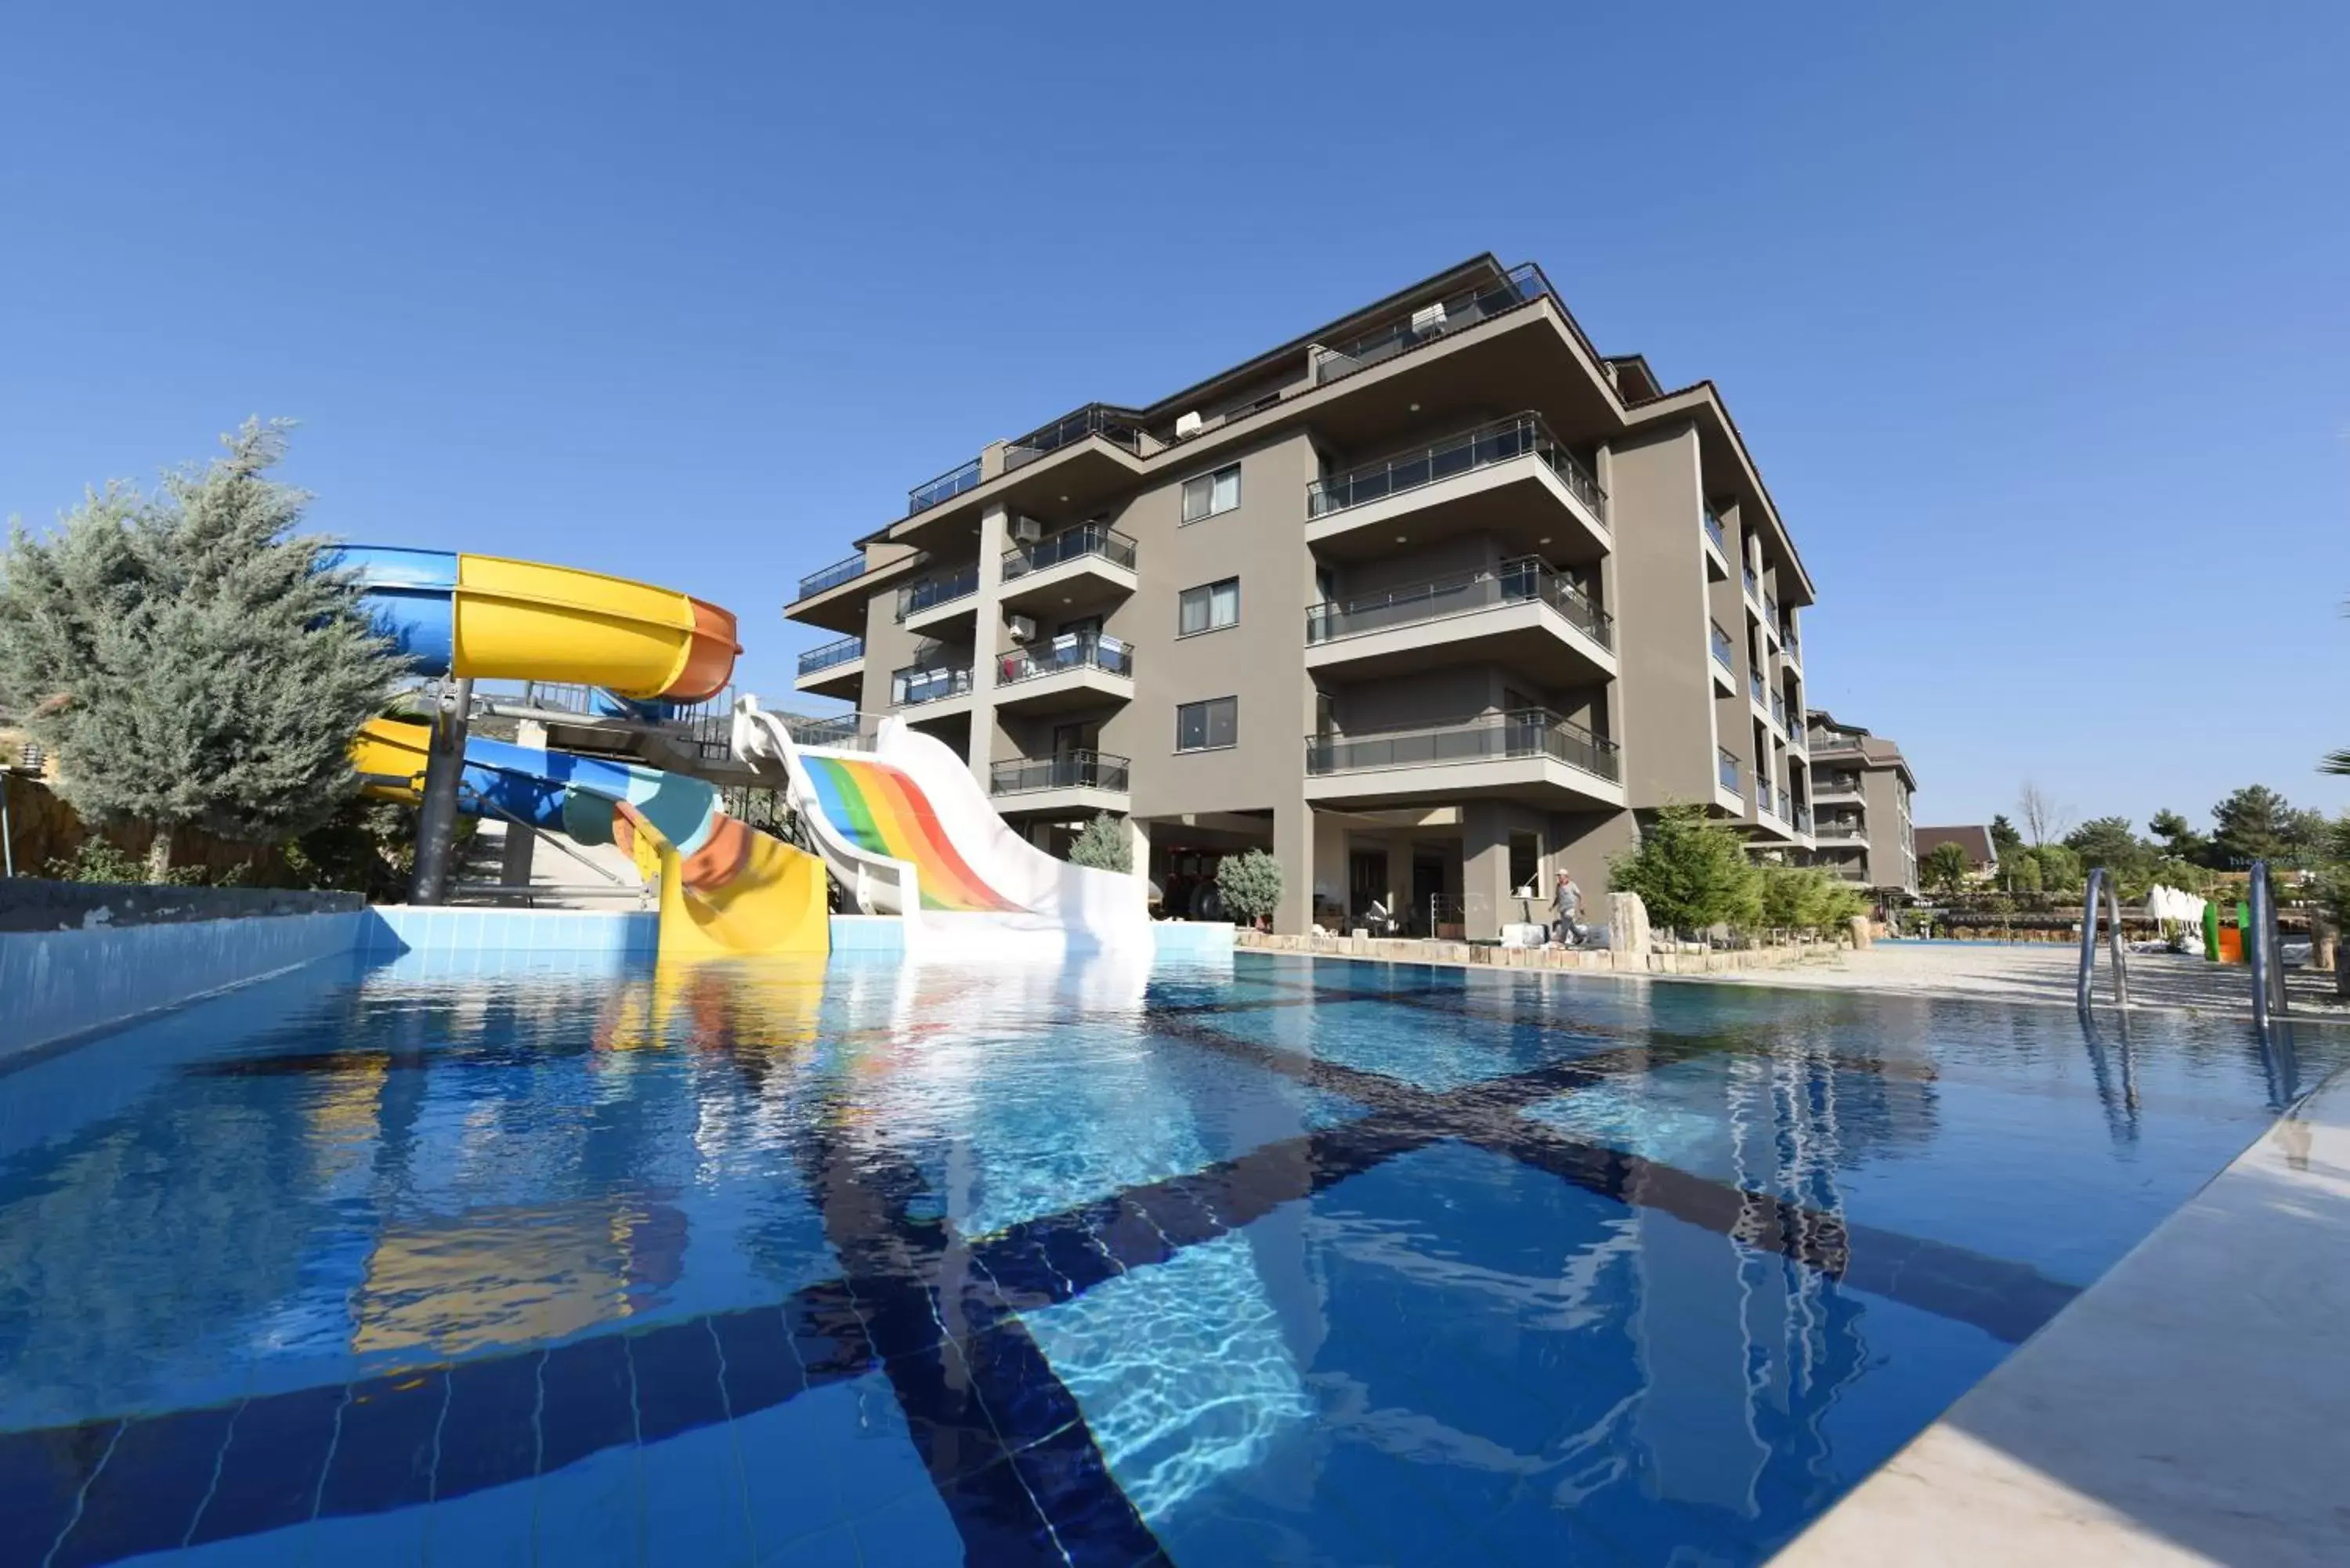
786 255 1817 938
1802 710 1917 898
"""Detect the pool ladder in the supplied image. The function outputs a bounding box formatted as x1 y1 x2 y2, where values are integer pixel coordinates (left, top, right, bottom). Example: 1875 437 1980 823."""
2248 858 2290 1031
2076 867 2129 1012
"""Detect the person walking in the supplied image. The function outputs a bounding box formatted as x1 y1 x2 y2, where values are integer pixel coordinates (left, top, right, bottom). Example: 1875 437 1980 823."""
1553 868 1584 947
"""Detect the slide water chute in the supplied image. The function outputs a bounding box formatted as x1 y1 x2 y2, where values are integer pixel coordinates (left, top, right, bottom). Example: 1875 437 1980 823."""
732 697 1148 956
343 547 826 958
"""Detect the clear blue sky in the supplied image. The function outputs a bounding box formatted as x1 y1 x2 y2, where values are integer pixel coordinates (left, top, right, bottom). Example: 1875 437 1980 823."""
4 2 2344 836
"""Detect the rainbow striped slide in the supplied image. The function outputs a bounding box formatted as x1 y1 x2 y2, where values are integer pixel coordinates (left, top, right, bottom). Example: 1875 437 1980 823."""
798 755 1021 913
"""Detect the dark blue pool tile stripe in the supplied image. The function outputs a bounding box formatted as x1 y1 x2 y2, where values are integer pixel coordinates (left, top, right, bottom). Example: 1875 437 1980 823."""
4 1290 882 1567
799 1128 1172 1566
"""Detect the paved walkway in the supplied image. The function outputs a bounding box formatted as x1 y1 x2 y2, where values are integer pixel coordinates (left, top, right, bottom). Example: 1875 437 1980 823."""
1772 1063 2350 1566
1705 941 2347 1017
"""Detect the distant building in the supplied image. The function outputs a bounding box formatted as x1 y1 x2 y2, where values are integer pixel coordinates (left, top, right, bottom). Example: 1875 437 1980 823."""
1913 825 1998 880
1801 710 1916 897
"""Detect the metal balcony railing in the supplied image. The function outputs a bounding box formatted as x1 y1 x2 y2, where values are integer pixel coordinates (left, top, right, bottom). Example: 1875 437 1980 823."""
1795 803 1814 834
797 555 868 600
1719 748 1741 793
1743 562 1759 600
1766 593 1781 628
1810 733 1864 754
995 631 1133 686
891 663 973 707
908 458 982 515
1304 558 1612 650
990 750 1133 797
896 564 980 620
1306 411 1606 524
1003 405 1145 472
1311 263 1557 388
798 635 862 677
1002 522 1138 581
1306 708 1620 784
1712 621 1736 671
1702 507 1726 555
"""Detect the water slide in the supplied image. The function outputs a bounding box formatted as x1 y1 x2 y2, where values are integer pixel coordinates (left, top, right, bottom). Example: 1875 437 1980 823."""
732 698 1148 956
342 547 826 957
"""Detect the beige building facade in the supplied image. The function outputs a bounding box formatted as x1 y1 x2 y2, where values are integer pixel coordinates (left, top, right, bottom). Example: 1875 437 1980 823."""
1801 710 1918 898
786 255 1822 938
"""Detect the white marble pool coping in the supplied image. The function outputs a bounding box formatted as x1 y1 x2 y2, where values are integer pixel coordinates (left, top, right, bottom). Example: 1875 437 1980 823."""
1773 1059 2350 1567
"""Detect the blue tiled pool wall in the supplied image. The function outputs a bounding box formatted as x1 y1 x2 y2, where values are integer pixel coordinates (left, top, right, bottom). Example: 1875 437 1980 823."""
4 948 2332 1566
0 909 365 1065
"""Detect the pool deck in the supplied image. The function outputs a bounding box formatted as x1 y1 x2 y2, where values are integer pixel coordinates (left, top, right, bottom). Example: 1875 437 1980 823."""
1772 1062 2350 1567
1712 941 2347 1017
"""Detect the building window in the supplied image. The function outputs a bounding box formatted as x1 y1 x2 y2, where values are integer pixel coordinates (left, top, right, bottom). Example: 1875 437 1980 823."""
1175 696 1238 752
1180 464 1242 523
1177 577 1240 636
1508 833 1539 897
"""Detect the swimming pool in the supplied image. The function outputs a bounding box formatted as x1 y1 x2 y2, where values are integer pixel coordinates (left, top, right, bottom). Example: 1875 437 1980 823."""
0 948 2331 1566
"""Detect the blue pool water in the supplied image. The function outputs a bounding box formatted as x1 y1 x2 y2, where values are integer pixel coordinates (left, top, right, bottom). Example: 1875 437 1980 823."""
0 948 2334 1566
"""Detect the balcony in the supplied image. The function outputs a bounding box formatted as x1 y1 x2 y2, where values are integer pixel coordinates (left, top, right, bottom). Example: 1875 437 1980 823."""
1003 405 1146 471
1742 562 1760 604
794 634 863 699
990 750 1133 814
891 662 974 709
1749 667 1767 707
1770 692 1788 732
1303 559 1614 685
1304 412 1607 565
1765 592 1782 630
1311 263 1557 388
908 458 982 516
1813 775 1864 804
991 631 1135 714
1719 748 1741 794
1794 802 1814 836
1813 813 1867 843
1710 620 1737 695
797 555 867 602
897 564 980 630
999 522 1139 612
1304 707 1623 811
1810 732 1864 756
1782 628 1802 671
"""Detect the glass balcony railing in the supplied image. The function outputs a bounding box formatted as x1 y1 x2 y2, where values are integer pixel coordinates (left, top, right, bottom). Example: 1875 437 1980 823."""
1003 405 1145 472
1306 411 1606 524
1810 733 1864 755
1306 708 1619 784
1766 592 1781 628
781 712 877 751
994 630 1133 686
1002 522 1138 582
797 635 862 677
1305 558 1612 650
1815 814 1867 838
1702 507 1726 555
1784 628 1801 664
896 564 980 620
990 750 1133 797
1311 263 1557 388
1750 668 1766 704
908 457 982 515
1719 748 1741 793
1743 562 1759 600
891 663 972 707
1770 692 1788 729
1795 803 1814 834
1711 621 1735 671
797 555 867 600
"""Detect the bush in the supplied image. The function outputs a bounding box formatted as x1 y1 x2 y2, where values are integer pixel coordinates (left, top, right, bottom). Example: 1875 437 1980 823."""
43 838 146 884
1216 849 1283 925
1758 865 1867 937
1608 803 1762 937
1067 812 1131 873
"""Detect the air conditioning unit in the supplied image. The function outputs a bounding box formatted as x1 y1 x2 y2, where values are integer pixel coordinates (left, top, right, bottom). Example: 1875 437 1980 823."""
1410 302 1448 335
1007 613 1038 642
1007 515 1043 546
1174 410 1204 439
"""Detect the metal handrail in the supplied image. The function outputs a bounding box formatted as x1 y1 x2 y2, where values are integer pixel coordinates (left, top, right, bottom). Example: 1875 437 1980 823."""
890 663 973 706
1003 404 1146 471
1306 411 1606 522
1306 707 1620 784
1311 263 1556 388
1702 507 1727 555
1304 558 1613 649
990 750 1133 795
896 564 980 620
1718 748 1740 792
996 631 1133 685
797 635 862 676
2249 858 2289 1029
1710 621 1735 670
908 457 982 515
2077 866 2129 1011
1002 522 1138 580
797 555 868 599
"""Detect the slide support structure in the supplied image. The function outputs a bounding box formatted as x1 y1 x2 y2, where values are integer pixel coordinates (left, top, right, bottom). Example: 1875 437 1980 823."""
409 677 474 905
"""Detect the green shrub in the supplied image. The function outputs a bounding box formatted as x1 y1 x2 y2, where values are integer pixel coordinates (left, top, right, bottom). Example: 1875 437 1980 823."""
1216 849 1284 924
43 838 146 884
1608 803 1762 937
1067 812 1131 873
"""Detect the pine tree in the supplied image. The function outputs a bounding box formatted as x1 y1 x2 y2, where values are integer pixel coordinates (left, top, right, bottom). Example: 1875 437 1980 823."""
1607 803 1762 937
1066 811 1131 873
0 421 400 880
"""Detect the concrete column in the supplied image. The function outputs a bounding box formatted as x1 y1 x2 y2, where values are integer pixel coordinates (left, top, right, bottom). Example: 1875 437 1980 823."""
1128 816 1154 916
967 502 1010 788
1462 800 1512 942
1274 798 1314 935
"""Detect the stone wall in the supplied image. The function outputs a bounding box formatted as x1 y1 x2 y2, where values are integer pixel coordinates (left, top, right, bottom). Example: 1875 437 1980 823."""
0 878 362 933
